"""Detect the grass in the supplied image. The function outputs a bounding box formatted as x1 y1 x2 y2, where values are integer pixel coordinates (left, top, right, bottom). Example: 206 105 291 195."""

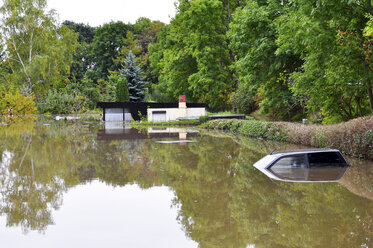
207 110 236 116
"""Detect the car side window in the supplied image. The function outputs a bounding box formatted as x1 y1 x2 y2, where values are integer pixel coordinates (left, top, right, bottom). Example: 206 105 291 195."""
308 152 347 167
270 155 307 169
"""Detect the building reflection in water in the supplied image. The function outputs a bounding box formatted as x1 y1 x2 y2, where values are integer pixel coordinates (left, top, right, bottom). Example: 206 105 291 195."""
97 122 199 145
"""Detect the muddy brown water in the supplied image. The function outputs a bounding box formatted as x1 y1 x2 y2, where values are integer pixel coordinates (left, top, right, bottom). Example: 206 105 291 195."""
0 121 372 247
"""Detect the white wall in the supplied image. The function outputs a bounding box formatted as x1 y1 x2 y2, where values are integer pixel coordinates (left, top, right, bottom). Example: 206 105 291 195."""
187 108 206 118
147 107 206 122
148 108 179 122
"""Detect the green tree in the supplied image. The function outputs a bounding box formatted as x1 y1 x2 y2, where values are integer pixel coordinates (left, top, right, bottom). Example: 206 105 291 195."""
63 21 96 84
228 0 303 120
123 51 147 102
149 24 198 102
149 0 240 109
133 18 165 85
89 21 131 82
276 0 373 122
105 73 129 102
0 0 78 98
63 21 95 44
115 31 141 64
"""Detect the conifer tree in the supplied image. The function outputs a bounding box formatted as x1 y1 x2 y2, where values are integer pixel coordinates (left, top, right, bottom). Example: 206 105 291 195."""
123 51 147 102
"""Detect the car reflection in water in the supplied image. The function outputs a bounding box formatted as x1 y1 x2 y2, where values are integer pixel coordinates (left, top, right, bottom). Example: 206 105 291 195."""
253 149 350 182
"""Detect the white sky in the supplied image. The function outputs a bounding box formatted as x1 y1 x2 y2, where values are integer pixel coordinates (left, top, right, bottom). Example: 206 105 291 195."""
47 0 176 27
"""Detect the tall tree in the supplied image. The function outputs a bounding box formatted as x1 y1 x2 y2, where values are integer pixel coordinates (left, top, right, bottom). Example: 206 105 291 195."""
149 0 240 109
228 0 303 119
149 23 198 103
133 18 165 85
0 0 78 98
277 0 373 121
89 21 131 82
115 31 141 64
63 21 96 84
123 51 147 102
63 21 95 44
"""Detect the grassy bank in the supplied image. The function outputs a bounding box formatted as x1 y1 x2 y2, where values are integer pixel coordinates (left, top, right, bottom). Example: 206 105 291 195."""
202 116 373 160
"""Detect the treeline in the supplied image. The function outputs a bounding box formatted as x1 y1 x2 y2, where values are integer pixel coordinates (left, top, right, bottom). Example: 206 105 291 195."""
0 0 162 115
150 0 373 123
1 0 373 123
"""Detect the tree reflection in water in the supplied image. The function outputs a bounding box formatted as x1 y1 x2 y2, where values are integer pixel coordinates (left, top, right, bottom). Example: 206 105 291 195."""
0 120 372 247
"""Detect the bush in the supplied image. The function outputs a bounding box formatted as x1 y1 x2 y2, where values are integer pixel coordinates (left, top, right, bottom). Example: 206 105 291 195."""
231 84 258 114
198 115 209 124
240 120 270 138
203 119 288 141
115 76 129 102
38 90 87 114
82 87 100 109
354 130 373 158
311 132 328 148
0 90 37 122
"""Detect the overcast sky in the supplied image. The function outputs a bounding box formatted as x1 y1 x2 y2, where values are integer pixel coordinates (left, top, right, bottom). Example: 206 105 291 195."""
47 0 176 27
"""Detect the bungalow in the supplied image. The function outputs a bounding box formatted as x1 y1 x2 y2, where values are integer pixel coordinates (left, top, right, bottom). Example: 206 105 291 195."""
96 96 208 122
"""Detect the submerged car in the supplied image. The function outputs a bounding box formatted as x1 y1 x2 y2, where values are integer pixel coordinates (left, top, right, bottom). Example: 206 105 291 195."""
253 149 350 182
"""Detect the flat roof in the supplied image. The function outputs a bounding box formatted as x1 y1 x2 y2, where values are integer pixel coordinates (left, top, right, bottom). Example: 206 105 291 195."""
97 102 208 109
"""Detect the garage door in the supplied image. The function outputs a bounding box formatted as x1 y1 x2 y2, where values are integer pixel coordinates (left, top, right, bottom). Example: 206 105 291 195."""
152 111 166 122
105 108 124 121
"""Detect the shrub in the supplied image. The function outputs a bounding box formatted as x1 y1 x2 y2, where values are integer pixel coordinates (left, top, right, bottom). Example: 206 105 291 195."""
198 115 209 124
38 90 87 114
0 90 37 122
311 132 328 148
82 87 100 109
231 84 258 114
266 124 289 142
354 130 373 158
240 120 270 138
231 120 244 132
203 116 373 159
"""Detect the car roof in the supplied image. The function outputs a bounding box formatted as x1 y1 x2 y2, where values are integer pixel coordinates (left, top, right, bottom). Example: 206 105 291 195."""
271 148 340 155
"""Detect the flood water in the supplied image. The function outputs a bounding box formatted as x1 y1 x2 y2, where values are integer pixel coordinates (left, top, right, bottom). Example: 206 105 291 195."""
1 120 373 247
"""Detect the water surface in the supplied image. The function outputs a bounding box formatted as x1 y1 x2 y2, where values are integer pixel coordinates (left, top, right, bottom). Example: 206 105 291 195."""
0 120 373 247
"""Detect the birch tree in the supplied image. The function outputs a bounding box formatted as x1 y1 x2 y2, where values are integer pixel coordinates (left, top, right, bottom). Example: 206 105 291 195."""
0 0 78 97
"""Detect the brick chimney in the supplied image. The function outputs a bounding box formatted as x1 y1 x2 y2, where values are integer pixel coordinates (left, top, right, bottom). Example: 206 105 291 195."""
178 95 187 118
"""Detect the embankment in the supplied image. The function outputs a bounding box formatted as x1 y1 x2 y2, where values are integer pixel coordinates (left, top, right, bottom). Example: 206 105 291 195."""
202 116 373 160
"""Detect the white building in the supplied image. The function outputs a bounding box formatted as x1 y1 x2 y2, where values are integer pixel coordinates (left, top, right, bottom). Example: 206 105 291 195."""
147 95 207 122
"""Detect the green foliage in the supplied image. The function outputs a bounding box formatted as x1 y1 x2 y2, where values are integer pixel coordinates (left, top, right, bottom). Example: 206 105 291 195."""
240 120 270 138
354 130 373 158
89 21 131 81
123 51 147 102
63 21 95 44
203 119 289 141
64 76 100 110
149 0 238 109
145 88 175 103
228 0 303 120
0 0 78 98
198 115 209 124
105 73 129 102
0 89 37 122
63 21 96 84
276 0 373 120
38 90 86 114
82 87 100 109
116 31 141 63
231 83 258 114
